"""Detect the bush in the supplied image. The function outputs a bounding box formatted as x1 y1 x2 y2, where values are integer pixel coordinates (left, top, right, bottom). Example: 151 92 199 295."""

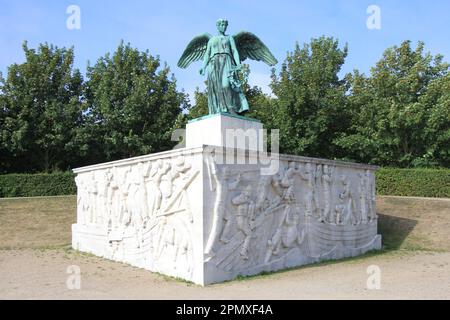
376 168 450 198
0 172 76 198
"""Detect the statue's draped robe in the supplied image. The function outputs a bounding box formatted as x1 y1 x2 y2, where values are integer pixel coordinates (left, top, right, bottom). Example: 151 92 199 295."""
207 36 249 115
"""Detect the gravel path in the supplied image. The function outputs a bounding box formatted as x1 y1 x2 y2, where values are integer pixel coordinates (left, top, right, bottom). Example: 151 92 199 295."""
1 248 449 300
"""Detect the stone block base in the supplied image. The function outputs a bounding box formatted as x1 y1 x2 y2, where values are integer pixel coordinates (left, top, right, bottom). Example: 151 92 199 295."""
186 113 263 151
72 145 381 285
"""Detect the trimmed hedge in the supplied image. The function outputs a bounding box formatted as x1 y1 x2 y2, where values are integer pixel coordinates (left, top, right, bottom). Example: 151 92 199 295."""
376 168 450 198
0 168 448 199
0 172 76 198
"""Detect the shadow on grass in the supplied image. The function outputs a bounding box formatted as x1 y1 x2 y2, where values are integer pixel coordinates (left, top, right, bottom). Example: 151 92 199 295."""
377 213 418 250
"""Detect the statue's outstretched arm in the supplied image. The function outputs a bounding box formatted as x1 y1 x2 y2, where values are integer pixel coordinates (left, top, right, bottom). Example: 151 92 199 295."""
200 40 212 76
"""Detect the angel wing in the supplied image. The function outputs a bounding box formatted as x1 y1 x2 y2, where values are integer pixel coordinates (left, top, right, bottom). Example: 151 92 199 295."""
233 31 278 66
177 33 212 69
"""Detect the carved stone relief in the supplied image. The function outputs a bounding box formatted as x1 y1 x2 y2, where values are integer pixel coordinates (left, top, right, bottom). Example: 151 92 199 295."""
73 146 380 285
73 155 199 280
203 153 380 276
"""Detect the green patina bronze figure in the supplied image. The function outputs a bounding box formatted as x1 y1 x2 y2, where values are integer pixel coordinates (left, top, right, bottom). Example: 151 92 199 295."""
178 19 278 115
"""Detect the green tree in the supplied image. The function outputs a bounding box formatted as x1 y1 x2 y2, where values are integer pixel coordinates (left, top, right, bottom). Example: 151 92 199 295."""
238 65 274 124
0 42 84 172
187 87 208 119
0 79 9 173
270 37 350 158
416 73 450 167
245 86 274 127
85 41 188 161
337 41 449 167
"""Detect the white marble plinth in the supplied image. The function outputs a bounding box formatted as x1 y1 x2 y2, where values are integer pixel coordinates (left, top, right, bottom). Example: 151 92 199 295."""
72 145 381 286
186 113 264 151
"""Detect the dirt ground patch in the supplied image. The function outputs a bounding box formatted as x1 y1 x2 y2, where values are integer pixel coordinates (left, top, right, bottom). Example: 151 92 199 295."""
0 248 449 299
0 195 449 299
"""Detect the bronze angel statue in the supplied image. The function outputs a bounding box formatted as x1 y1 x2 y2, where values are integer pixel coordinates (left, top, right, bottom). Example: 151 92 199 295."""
178 19 277 115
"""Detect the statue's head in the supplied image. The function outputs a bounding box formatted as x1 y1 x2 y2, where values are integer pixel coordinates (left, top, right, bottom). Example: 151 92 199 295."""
216 18 228 33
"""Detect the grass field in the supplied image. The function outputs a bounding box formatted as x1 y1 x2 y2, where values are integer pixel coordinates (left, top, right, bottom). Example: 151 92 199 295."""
377 196 450 252
0 196 76 249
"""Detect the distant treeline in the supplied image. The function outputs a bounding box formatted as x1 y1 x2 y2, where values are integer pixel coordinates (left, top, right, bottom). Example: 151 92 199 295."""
1 38 449 173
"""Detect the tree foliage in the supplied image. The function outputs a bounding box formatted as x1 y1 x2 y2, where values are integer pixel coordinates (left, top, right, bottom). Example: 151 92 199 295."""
83 41 187 161
0 42 84 172
0 39 449 173
337 41 450 167
270 37 349 159
188 39 449 168
187 87 208 120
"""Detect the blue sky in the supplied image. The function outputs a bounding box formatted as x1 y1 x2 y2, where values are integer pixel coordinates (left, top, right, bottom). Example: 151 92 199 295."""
1 0 450 100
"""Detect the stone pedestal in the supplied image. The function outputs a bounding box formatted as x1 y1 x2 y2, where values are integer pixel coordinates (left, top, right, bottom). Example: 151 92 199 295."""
72 116 381 286
186 113 263 151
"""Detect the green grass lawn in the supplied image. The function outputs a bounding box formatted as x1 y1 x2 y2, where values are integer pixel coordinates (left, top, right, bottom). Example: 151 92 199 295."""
0 196 76 249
